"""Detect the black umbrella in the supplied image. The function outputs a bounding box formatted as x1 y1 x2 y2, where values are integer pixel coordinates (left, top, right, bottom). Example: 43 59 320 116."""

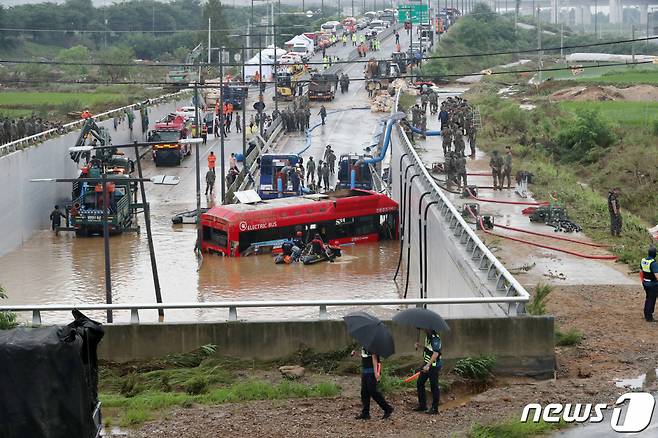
343 311 395 358
392 308 450 333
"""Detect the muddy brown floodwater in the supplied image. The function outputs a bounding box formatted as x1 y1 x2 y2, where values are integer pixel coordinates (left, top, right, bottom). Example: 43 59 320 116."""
0 30 411 324
0 210 402 323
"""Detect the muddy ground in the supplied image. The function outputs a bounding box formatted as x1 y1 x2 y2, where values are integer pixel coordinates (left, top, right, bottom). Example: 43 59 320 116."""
127 284 657 437
549 84 658 102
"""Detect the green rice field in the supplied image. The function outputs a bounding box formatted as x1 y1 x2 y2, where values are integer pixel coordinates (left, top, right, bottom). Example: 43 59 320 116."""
558 100 658 127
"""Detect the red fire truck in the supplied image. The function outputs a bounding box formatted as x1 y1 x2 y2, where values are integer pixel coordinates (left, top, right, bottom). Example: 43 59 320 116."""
148 114 190 166
201 189 399 257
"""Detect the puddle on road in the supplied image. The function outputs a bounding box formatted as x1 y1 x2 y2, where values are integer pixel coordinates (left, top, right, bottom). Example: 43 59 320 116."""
615 368 658 389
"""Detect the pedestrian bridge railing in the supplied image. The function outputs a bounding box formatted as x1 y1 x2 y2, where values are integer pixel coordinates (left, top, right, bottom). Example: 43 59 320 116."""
0 89 192 158
0 296 529 325
392 89 530 316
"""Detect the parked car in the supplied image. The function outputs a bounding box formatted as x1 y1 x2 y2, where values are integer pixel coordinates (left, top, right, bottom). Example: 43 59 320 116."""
356 19 368 29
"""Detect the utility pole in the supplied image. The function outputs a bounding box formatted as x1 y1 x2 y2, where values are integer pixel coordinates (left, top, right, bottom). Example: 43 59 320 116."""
101 172 112 323
352 0 355 17
594 0 598 38
560 23 563 58
274 24 278 113
133 141 164 320
647 8 651 51
242 47 247 165
220 48 226 204
631 24 635 67
258 32 264 137
537 7 542 85
193 84 202 253
208 17 212 64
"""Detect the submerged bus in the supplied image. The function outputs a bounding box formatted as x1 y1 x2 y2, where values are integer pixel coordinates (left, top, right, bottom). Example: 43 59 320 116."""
201 189 398 256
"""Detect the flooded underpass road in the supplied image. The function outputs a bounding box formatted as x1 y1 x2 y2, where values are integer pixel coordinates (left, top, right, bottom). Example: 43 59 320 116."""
0 29 410 323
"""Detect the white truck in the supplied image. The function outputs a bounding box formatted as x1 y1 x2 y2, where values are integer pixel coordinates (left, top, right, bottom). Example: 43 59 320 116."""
284 35 314 62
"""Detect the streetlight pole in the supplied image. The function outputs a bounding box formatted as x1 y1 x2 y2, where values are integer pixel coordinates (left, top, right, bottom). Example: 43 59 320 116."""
220 47 227 204
594 0 598 38
242 47 247 163
101 172 112 323
193 85 202 254
259 32 264 137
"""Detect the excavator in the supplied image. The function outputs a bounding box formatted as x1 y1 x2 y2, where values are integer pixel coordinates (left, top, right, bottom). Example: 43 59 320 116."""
167 43 203 87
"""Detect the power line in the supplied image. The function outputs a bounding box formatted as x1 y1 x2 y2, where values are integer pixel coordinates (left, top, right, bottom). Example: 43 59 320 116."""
0 60 652 88
1 35 656 69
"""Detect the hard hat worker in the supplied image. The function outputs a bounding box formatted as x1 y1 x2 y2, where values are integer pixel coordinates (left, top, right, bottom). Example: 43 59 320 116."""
641 246 658 322
414 328 442 414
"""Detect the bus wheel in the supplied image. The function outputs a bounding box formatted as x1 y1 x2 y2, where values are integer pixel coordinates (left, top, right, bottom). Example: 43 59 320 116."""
75 229 88 237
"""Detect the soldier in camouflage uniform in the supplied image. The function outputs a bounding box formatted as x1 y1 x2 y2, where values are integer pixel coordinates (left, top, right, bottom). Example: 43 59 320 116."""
452 124 465 156
445 152 456 189
455 153 467 189
441 125 452 155
419 112 427 139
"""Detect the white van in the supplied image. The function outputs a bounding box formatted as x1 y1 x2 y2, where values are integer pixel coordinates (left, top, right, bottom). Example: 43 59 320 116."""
320 21 343 35
368 19 384 29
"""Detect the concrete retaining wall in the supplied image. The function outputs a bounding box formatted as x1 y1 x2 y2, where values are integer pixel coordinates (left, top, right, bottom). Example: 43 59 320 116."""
0 95 192 257
98 316 555 377
391 137 497 318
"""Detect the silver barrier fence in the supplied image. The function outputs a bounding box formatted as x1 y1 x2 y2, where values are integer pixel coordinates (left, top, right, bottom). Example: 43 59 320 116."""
0 295 529 325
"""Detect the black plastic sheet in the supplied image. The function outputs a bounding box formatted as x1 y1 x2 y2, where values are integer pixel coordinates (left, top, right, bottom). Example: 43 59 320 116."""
0 311 104 438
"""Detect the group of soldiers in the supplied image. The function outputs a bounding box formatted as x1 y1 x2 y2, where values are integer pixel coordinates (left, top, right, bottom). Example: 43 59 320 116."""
279 106 311 133
0 116 66 145
439 97 477 158
439 98 479 190
409 88 440 136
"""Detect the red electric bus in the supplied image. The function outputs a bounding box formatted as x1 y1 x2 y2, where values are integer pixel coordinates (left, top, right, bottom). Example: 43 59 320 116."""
201 189 399 257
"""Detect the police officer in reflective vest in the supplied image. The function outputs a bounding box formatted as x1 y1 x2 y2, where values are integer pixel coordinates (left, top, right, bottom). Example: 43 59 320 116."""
641 246 658 322
415 329 442 414
353 347 393 420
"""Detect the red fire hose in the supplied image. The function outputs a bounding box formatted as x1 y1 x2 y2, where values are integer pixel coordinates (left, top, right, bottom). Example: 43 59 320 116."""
464 205 617 261
466 188 547 206
493 223 608 248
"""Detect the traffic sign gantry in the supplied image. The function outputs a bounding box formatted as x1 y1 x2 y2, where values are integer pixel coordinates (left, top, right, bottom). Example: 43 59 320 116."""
398 4 429 24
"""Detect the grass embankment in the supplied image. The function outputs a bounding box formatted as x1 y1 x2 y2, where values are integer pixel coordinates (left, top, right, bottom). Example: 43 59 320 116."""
99 345 498 429
468 86 657 266
100 346 343 427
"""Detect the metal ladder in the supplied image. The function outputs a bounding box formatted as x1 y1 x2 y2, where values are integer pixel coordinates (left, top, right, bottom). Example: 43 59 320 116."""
472 107 483 130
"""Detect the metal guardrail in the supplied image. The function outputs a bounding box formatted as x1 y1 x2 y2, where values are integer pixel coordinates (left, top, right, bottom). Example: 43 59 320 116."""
0 296 529 325
393 90 530 315
0 89 192 157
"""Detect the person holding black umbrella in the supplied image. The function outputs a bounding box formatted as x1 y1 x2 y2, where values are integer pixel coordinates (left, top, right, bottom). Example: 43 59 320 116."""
343 311 395 420
351 347 394 420
392 308 449 415
414 328 442 414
